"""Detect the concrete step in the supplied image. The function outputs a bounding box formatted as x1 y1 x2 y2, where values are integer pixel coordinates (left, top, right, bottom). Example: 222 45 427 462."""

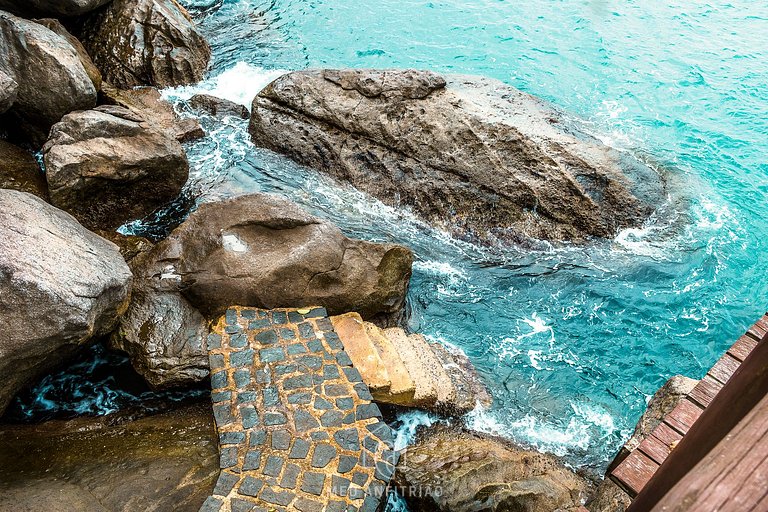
365 323 416 405
405 333 457 409
330 312 391 393
383 327 439 407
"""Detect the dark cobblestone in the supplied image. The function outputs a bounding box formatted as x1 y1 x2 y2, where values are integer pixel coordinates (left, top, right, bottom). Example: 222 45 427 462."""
271 430 291 450
213 471 239 496
256 330 279 345
200 496 223 512
287 343 308 355
301 472 326 495
264 412 287 426
337 455 358 474
220 447 238 469
231 349 255 367
263 455 284 477
230 333 248 348
295 409 321 431
311 444 338 468
243 449 262 471
234 369 251 388
279 463 301 489
239 476 264 497
334 429 361 451
220 431 246 445
259 346 285 363
260 488 294 506
287 392 312 405
241 406 259 429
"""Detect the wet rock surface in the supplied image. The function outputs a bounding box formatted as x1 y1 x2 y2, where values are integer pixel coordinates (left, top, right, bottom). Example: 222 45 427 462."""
395 425 593 512
250 69 665 245
0 190 132 415
189 93 250 119
0 0 112 17
43 105 189 230
76 0 211 88
0 140 48 199
0 10 97 144
0 402 218 512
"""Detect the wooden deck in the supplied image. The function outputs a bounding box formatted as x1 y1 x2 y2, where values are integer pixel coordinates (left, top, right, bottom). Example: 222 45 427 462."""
610 314 768 498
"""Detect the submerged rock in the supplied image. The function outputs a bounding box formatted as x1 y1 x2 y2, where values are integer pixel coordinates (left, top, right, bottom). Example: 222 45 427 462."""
250 69 665 245
43 105 189 230
0 190 132 416
588 375 697 512
188 93 250 119
119 193 412 388
395 425 592 512
0 10 97 144
0 403 218 512
77 0 211 88
0 0 111 17
0 140 48 199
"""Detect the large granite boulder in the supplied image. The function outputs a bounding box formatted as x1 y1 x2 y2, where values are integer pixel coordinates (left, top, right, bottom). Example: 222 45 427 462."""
77 0 210 88
134 193 413 320
43 105 189 230
0 0 111 17
589 375 697 512
250 69 665 245
0 140 48 199
0 11 97 145
395 425 592 512
0 190 132 415
118 193 412 387
0 69 16 114
0 403 218 512
33 18 102 91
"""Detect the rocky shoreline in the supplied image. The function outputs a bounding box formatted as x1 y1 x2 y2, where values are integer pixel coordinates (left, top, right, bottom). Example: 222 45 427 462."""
1 1 676 510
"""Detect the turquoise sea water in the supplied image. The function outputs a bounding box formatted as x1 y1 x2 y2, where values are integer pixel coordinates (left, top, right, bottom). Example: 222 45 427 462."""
14 1 766 482
159 0 768 472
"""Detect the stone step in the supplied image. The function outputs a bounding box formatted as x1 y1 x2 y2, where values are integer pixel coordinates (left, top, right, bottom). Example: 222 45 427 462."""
330 313 391 394
364 323 416 405
383 327 439 407
429 339 492 413
201 307 397 512
405 333 457 410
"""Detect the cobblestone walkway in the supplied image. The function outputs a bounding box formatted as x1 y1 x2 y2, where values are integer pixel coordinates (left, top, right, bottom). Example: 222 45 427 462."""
200 307 398 512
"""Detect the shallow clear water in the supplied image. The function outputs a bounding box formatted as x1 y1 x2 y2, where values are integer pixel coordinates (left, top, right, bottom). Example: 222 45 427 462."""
15 0 760 481
158 0 768 472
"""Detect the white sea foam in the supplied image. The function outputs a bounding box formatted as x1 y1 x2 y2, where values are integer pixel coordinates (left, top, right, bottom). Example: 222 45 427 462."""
162 62 290 108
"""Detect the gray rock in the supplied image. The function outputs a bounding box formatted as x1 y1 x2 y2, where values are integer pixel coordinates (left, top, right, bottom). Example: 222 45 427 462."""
250 69 666 245
33 18 101 92
0 190 132 415
0 0 112 16
0 10 97 145
0 68 17 114
43 105 189 230
76 0 210 88
132 193 412 321
110 283 209 389
189 93 249 119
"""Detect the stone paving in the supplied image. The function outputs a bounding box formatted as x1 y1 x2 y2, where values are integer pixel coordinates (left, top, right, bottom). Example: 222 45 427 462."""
199 306 398 512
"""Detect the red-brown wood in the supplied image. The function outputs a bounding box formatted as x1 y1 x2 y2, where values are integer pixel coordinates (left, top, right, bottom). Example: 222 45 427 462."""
663 398 704 435
637 435 671 466
747 315 768 342
612 450 659 497
728 335 759 362
650 393 768 511
649 421 682 447
688 374 724 408
708 352 741 384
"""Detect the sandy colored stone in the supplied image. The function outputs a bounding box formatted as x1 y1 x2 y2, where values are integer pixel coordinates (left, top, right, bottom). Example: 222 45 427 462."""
331 312 391 393
408 333 456 408
365 322 415 404
384 327 438 406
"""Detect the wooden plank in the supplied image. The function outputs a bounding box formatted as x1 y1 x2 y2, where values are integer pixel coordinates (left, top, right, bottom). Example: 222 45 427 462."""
664 398 704 435
728 335 759 362
650 393 768 511
689 374 724 408
612 450 659 497
708 353 741 385
650 421 683 447
747 315 768 342
638 434 671 465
